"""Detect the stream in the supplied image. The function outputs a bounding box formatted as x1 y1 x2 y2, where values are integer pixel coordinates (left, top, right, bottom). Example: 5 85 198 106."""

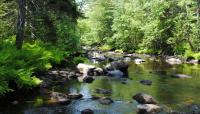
1 52 200 114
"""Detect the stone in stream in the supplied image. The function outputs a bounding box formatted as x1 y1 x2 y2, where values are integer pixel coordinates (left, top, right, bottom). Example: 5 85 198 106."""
171 74 192 79
124 57 132 62
50 92 71 105
165 57 183 65
133 93 158 104
134 58 145 64
99 97 114 105
77 63 104 76
140 80 152 86
88 67 105 76
67 93 83 99
78 76 94 83
11 100 19 105
186 56 199 64
137 104 162 114
91 95 101 100
77 63 96 76
105 61 129 77
94 88 112 94
81 109 94 114
40 77 53 88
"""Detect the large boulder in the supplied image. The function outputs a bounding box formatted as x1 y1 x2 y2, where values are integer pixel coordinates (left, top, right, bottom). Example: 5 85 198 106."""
88 67 105 76
165 57 182 65
77 63 104 76
133 93 157 104
105 61 129 77
77 63 96 76
99 97 114 105
137 104 162 114
171 74 192 79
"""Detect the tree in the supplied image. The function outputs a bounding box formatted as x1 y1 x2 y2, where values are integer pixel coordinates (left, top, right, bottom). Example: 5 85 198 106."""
16 0 26 49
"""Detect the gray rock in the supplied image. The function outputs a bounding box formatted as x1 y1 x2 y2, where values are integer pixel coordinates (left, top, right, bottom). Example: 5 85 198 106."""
50 92 71 105
133 93 157 104
48 70 59 75
124 57 132 62
67 93 83 99
166 57 182 65
105 61 129 77
106 61 129 72
99 97 114 105
134 58 145 64
78 76 94 83
186 59 199 64
11 100 19 105
77 63 96 76
137 104 162 114
171 74 192 79
81 109 94 114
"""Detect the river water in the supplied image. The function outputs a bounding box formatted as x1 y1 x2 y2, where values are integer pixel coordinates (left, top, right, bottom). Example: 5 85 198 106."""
1 57 200 114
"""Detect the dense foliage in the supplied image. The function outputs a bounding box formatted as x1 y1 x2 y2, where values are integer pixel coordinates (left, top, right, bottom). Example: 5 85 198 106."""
0 0 81 95
78 0 200 55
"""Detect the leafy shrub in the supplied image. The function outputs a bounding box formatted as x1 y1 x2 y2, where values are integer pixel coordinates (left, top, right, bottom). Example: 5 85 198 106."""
99 45 112 51
184 50 200 60
0 38 68 95
73 56 87 65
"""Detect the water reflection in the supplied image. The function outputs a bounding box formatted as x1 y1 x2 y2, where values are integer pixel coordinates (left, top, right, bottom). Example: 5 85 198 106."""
2 59 200 114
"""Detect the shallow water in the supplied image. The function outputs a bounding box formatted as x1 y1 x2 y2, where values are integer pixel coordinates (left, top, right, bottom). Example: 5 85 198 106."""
1 58 200 114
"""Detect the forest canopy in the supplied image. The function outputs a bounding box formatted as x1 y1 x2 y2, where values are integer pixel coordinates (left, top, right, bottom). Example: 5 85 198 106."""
78 0 200 55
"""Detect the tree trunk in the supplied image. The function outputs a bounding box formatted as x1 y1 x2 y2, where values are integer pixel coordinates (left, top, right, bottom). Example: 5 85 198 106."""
16 0 26 49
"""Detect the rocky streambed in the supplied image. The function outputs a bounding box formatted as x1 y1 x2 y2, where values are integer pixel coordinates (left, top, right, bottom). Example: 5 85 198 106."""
1 48 200 114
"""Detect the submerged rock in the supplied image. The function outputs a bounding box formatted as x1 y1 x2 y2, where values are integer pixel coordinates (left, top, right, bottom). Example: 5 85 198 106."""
81 109 94 114
99 97 114 105
171 74 192 79
133 93 157 104
107 70 124 77
91 95 101 100
140 80 152 86
95 88 112 94
50 92 71 105
137 104 162 114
